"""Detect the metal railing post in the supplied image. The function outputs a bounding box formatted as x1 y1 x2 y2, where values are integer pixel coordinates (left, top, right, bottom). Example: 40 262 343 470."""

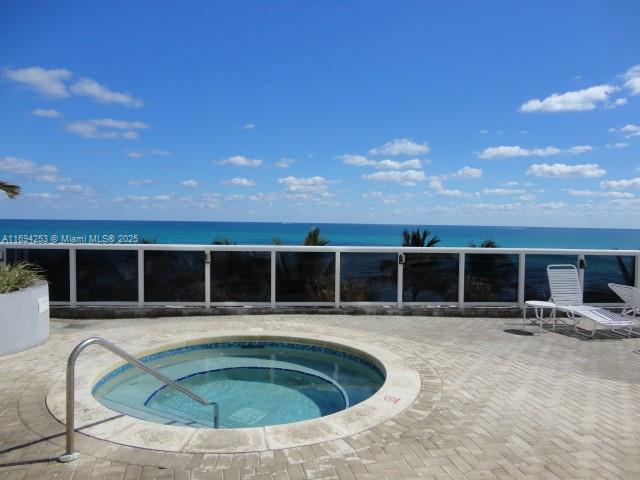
518 253 526 308
458 253 465 308
204 250 211 308
335 251 340 308
270 250 276 306
137 249 144 307
69 248 77 307
397 252 403 308
58 337 218 463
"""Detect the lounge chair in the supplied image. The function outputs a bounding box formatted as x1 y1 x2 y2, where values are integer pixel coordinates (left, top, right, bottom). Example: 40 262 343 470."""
608 283 640 318
546 265 634 337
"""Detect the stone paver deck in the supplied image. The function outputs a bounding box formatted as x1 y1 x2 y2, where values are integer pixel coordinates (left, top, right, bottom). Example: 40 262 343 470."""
1 314 639 480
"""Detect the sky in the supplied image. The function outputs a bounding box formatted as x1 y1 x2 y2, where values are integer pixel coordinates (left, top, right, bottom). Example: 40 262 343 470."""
1 0 639 228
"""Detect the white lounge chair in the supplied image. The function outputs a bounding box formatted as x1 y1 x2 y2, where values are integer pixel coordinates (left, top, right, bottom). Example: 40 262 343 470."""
546 264 634 337
608 283 640 318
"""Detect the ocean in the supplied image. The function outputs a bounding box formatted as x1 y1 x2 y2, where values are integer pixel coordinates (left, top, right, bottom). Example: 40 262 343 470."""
1 219 639 249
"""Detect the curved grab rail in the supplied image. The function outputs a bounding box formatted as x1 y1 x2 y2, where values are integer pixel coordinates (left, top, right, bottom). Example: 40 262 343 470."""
58 336 219 463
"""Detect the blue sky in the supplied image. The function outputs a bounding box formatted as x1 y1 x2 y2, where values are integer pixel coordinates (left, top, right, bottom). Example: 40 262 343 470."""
1 0 639 227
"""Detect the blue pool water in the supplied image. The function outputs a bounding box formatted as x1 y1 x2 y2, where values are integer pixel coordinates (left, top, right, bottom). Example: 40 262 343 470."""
93 341 385 429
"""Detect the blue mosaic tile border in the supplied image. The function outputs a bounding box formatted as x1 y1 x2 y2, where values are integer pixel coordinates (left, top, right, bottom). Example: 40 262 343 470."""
93 340 384 392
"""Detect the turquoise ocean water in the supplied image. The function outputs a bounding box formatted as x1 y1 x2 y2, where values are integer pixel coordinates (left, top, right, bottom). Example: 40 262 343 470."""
1 219 639 249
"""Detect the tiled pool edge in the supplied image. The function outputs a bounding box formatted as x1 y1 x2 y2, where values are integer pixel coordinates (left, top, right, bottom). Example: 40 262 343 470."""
44 332 431 454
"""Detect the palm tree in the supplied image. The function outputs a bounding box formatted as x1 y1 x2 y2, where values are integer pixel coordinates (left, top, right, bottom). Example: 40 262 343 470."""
303 227 329 246
468 239 498 248
212 237 235 245
1 181 20 199
402 228 440 247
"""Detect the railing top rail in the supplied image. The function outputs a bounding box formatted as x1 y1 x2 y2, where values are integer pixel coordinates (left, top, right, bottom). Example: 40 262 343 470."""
3 242 640 256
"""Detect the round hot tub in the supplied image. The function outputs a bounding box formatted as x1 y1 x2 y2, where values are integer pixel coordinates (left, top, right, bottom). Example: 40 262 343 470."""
93 340 385 429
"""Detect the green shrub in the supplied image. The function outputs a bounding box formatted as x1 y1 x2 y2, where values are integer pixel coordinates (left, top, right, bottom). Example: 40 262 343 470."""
0 262 45 294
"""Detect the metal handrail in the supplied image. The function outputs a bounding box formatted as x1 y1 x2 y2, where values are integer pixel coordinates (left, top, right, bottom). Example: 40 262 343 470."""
58 336 219 463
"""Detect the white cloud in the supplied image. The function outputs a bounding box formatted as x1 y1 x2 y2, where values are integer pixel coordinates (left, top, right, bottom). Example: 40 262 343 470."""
27 192 59 199
622 65 640 95
369 138 430 156
455 166 483 178
127 149 171 158
3 66 72 97
128 179 155 186
478 145 561 159
216 155 263 167
527 163 605 178
568 145 593 154
538 202 569 209
181 179 199 188
66 118 149 140
565 188 634 198
70 78 143 107
275 157 294 168
362 169 426 186
340 154 422 170
240 123 255 130
55 184 93 195
278 176 329 193
605 142 630 149
483 188 526 196
36 174 69 183
599 177 640 190
341 154 376 166
611 124 640 138
517 194 536 201
224 194 244 201
32 108 61 118
225 177 256 187
520 85 618 112
0 157 60 179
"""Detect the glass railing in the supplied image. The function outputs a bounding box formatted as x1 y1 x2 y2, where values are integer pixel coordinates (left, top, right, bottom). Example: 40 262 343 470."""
2 244 638 308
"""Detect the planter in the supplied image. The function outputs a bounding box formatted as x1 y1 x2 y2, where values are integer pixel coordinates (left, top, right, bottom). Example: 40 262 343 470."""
0 282 50 356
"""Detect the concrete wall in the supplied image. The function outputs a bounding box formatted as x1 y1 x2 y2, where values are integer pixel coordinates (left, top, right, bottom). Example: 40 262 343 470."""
0 282 50 356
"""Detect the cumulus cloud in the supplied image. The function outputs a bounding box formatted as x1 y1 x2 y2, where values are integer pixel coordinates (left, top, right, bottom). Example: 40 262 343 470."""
181 179 199 188
478 145 561 159
369 138 429 156
610 124 640 138
240 123 255 130
527 163 605 178
127 179 155 186
216 155 263 167
362 169 426 186
66 118 149 140
568 145 593 154
32 108 62 118
565 188 634 198
340 154 422 170
55 184 93 195
3 66 72 97
482 188 526 196
278 176 329 193
127 149 171 158
622 65 640 95
520 85 618 112
70 78 143 107
0 157 59 179
605 142 630 150
224 177 256 187
599 177 640 190
274 157 294 168
455 166 483 178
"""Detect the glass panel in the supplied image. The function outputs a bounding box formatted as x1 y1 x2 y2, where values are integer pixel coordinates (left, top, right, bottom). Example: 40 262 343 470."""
525 255 578 301
276 252 334 302
403 253 458 302
6 248 70 301
144 251 205 302
340 253 396 302
584 255 635 303
211 251 270 302
76 250 138 302
465 254 518 302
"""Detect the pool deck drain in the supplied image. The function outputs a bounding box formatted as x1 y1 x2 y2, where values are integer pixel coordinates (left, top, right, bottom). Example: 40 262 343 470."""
1 315 640 479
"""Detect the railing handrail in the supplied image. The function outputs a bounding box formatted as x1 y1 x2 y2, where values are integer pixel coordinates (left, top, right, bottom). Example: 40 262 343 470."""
58 336 219 463
3 242 640 256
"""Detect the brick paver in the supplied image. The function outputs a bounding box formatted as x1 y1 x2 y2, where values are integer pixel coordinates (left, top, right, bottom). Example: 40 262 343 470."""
1 315 639 479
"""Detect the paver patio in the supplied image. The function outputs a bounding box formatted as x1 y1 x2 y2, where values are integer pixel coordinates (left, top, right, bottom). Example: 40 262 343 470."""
1 314 639 480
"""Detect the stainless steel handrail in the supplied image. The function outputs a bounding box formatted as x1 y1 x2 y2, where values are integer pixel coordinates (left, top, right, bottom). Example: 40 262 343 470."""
58 336 219 463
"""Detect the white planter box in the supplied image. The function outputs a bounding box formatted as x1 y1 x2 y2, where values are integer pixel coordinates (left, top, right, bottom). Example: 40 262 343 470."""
0 282 50 356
